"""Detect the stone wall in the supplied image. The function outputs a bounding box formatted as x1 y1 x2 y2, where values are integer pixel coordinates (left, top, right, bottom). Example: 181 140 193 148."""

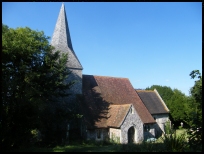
67 69 82 95
84 105 148 143
120 105 144 144
86 130 95 140
152 113 169 137
143 124 155 140
86 129 109 141
109 128 121 143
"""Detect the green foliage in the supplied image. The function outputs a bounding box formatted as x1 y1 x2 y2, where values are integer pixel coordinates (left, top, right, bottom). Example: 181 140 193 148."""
145 85 190 127
145 70 202 151
4 130 193 152
1 24 79 150
164 120 173 134
189 70 202 114
145 85 174 104
160 130 189 152
168 89 189 124
110 133 120 144
178 126 183 130
186 70 202 151
187 127 202 151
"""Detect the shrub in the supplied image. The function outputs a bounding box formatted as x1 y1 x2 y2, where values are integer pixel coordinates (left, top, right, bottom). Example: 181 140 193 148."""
178 126 183 130
161 129 189 152
109 134 120 144
187 127 202 151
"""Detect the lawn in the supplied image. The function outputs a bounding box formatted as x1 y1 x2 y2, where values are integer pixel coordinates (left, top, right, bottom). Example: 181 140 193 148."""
15 143 121 152
7 129 198 152
176 128 187 136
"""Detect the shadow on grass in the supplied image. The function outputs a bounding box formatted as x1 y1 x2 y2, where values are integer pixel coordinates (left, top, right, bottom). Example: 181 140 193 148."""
8 141 197 152
53 144 120 152
7 133 201 152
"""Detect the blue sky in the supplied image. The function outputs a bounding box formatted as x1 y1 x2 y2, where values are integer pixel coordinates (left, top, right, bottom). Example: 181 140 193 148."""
2 2 202 96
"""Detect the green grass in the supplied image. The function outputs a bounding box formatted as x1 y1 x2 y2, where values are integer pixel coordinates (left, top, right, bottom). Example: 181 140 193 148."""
6 129 198 152
155 128 187 143
176 128 187 136
15 144 120 152
160 130 189 152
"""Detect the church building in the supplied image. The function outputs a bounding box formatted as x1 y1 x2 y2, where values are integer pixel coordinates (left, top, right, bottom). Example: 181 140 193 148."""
51 3 169 143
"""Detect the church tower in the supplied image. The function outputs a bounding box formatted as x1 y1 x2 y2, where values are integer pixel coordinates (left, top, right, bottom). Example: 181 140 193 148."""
51 3 83 97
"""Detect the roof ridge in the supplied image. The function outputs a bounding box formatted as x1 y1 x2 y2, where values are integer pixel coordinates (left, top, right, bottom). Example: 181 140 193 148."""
83 74 129 79
154 89 170 112
96 76 129 80
136 90 154 92
110 104 131 106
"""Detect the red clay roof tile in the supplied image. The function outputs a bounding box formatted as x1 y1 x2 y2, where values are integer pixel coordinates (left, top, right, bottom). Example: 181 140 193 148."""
81 75 155 129
107 104 131 128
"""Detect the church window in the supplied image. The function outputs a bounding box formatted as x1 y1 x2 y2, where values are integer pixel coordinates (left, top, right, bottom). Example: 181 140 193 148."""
96 129 101 139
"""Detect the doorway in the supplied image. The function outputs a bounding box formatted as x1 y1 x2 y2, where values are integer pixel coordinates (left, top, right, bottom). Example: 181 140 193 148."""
128 126 135 143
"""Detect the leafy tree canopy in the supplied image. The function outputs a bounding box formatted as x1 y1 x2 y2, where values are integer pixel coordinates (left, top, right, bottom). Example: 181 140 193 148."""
187 70 202 150
1 24 77 149
145 85 174 107
145 85 189 127
189 70 202 106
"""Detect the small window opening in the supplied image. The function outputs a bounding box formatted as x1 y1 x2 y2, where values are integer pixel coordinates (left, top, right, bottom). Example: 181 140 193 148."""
96 129 101 139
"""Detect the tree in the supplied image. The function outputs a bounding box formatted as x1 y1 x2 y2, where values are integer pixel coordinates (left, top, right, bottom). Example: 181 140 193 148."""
187 70 202 150
1 24 77 149
189 70 202 126
145 85 174 106
145 85 189 127
189 70 202 106
168 89 190 126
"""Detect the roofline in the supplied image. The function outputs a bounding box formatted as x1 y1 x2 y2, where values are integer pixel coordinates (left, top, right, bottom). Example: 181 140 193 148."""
68 67 83 70
149 112 170 114
87 126 108 130
119 104 132 127
136 90 154 92
154 89 170 112
107 126 120 129
135 90 156 123
143 122 156 125
151 112 169 115
82 74 129 79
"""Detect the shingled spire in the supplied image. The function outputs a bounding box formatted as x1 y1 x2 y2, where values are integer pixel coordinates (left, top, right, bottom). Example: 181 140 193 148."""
51 3 83 70
51 3 83 95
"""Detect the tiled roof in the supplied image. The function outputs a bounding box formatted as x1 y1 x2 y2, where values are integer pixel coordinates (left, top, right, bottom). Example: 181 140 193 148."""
81 75 110 129
81 75 155 129
136 90 169 114
107 104 131 128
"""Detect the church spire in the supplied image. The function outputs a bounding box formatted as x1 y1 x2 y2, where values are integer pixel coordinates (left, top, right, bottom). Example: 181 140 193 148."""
51 3 83 70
